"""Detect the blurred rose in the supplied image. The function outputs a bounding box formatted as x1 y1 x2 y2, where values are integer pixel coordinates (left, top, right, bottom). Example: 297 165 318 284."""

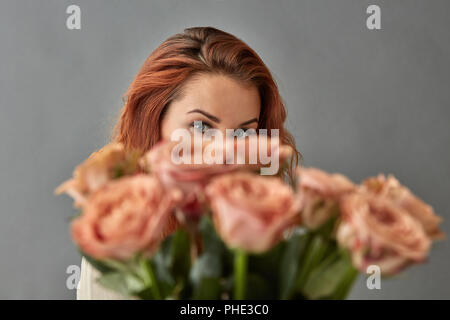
140 139 236 194
140 140 237 219
337 193 431 275
205 172 301 253
296 168 356 229
71 174 181 260
227 135 293 175
140 136 291 189
140 137 292 220
361 174 444 239
55 143 141 207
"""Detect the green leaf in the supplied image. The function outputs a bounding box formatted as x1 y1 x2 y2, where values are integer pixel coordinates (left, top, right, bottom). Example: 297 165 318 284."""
151 228 193 298
197 216 228 274
152 256 177 298
96 271 144 298
152 232 188 299
246 273 273 300
294 234 329 291
330 266 359 300
81 251 115 274
170 229 191 281
198 215 227 254
189 216 228 299
314 214 339 239
302 250 356 299
138 258 162 299
192 278 222 300
134 287 157 300
102 258 137 274
328 250 359 299
248 241 285 277
96 272 129 296
279 233 308 299
190 252 222 284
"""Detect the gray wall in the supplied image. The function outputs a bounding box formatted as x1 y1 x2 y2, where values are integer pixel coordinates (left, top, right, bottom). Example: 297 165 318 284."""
0 0 449 299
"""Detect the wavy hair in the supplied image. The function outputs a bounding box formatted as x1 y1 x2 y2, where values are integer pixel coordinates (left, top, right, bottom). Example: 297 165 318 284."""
114 26 300 183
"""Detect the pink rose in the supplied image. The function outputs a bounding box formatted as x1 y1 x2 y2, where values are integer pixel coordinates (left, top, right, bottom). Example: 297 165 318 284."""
55 143 141 207
205 172 302 253
140 137 291 220
222 135 293 174
140 137 291 191
140 139 236 193
140 140 237 219
337 193 431 275
361 174 444 239
296 168 356 229
71 174 181 260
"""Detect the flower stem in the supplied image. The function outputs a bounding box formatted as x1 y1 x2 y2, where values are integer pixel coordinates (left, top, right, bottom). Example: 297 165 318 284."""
234 249 248 300
141 259 162 299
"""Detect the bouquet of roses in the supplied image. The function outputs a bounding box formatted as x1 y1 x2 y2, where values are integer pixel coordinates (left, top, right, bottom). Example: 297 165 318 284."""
56 138 443 300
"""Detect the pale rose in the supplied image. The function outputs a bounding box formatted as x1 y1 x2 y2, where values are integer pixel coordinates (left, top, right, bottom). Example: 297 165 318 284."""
140 140 238 219
140 137 291 191
55 143 142 207
361 174 444 239
337 193 431 275
140 139 237 194
71 174 181 260
140 137 293 220
224 135 293 174
296 167 356 229
205 172 302 253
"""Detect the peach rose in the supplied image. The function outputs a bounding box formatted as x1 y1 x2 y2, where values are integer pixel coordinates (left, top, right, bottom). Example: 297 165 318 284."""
205 172 302 253
71 174 182 260
55 143 141 207
140 140 238 219
296 168 356 229
337 193 431 275
223 135 293 174
140 140 237 194
141 137 293 220
361 174 444 239
140 137 291 190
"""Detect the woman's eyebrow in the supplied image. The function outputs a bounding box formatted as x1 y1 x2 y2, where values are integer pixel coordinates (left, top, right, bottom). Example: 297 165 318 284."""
239 118 259 126
187 109 221 123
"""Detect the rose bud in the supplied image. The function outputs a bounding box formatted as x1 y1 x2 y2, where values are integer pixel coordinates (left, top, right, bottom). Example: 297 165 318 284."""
296 167 356 229
55 143 141 207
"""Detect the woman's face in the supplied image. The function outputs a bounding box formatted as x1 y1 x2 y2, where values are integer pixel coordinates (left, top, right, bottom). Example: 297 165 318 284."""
161 73 261 140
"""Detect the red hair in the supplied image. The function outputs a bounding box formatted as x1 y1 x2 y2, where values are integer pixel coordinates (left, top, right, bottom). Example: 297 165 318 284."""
114 26 300 182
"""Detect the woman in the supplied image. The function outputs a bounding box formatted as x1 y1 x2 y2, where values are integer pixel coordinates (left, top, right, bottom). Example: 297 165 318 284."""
77 26 300 299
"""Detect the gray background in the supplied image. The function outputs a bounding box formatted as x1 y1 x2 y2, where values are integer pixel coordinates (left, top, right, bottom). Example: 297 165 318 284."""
0 0 449 299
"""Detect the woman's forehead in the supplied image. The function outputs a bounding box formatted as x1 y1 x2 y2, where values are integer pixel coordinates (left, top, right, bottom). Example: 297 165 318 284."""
175 73 261 122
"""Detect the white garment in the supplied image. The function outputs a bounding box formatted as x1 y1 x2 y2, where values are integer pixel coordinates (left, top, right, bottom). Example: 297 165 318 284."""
77 257 132 300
